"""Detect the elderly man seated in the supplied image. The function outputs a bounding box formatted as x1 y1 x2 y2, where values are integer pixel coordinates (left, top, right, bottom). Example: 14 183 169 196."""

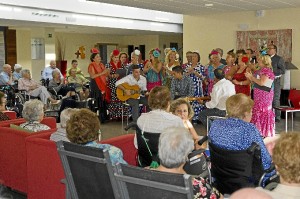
0 64 15 86
18 69 60 106
42 60 63 81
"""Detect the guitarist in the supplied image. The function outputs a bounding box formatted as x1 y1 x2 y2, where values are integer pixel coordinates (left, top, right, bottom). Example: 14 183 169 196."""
198 68 236 128
116 65 148 123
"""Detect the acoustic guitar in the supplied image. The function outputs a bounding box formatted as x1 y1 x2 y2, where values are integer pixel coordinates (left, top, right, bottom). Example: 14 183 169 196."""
186 96 211 104
116 83 147 101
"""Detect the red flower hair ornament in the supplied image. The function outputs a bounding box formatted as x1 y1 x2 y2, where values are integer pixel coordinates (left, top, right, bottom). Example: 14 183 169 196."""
112 49 120 56
241 56 249 63
91 48 99 54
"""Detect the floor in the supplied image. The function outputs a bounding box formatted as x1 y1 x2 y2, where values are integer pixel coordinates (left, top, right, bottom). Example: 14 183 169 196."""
1 113 299 199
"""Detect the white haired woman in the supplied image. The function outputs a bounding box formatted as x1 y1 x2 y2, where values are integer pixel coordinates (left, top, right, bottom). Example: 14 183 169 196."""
18 69 60 105
50 108 79 142
156 127 222 199
20 99 50 132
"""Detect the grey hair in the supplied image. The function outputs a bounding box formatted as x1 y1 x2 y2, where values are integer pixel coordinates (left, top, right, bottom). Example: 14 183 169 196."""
52 69 60 77
21 69 31 77
2 64 11 69
60 108 79 128
22 99 44 122
158 127 194 168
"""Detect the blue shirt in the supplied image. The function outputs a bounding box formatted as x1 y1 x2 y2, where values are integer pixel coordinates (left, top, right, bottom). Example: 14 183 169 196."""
42 66 63 80
13 71 22 80
85 141 127 166
0 71 14 85
208 117 272 170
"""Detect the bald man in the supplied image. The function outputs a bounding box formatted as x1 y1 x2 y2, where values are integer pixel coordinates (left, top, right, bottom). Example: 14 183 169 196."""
42 60 63 80
230 188 272 199
0 64 14 86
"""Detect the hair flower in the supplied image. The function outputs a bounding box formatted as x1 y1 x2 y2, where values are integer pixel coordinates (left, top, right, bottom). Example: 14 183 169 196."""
171 47 177 51
153 49 160 58
91 48 99 54
176 53 180 59
134 49 140 56
210 50 219 55
112 49 120 56
241 56 249 63
260 49 268 56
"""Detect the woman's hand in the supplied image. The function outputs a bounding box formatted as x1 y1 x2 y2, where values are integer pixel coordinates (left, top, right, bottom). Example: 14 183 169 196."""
232 79 239 85
245 71 253 81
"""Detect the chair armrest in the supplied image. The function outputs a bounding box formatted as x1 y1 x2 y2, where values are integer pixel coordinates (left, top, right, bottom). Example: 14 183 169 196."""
258 163 279 187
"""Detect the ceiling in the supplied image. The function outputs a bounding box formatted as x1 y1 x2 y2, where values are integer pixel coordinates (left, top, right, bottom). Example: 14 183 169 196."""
88 0 300 15
1 19 179 36
4 0 300 35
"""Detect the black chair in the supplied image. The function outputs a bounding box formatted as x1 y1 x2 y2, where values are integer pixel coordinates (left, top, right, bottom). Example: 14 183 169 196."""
125 123 160 167
209 142 277 194
114 163 194 199
56 141 121 199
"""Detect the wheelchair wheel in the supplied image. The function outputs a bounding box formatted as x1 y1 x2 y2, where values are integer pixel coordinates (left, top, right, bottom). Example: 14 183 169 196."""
15 93 26 105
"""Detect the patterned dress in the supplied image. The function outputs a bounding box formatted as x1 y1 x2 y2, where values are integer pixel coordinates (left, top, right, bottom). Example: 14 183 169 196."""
20 121 50 132
106 61 124 120
209 117 272 171
163 64 176 90
145 66 163 91
193 176 222 199
251 67 275 137
85 141 127 166
184 63 206 120
206 64 225 95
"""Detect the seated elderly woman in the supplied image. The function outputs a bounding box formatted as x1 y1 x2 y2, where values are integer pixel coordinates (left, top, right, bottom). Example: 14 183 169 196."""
0 91 10 121
170 98 200 141
208 93 273 192
155 127 222 199
48 70 75 98
50 108 79 142
20 99 50 132
18 69 60 105
258 132 300 198
66 108 127 166
67 68 89 100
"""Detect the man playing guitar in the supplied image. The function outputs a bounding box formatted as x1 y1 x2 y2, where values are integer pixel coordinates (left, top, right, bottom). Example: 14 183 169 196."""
116 65 149 123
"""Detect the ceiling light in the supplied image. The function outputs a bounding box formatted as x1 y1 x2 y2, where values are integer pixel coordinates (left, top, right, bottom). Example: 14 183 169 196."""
150 22 164 27
0 5 12 11
205 3 214 7
13 8 22 12
155 17 169 21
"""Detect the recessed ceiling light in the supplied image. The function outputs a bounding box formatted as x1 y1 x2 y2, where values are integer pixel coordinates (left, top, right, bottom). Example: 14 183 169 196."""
205 3 214 7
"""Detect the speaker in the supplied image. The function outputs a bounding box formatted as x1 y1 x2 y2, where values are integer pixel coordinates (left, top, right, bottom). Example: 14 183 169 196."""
256 10 265 17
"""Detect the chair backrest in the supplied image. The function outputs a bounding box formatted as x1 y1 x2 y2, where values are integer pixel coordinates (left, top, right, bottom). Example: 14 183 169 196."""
209 142 264 194
136 127 161 167
56 141 120 199
115 163 194 199
207 116 227 132
288 89 300 109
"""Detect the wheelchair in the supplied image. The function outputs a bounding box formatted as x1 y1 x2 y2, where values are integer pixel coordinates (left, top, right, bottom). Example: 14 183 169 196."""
125 122 211 181
209 141 279 195
0 84 24 117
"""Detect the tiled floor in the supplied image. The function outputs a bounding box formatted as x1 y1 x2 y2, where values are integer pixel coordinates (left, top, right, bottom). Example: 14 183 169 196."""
1 114 299 199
